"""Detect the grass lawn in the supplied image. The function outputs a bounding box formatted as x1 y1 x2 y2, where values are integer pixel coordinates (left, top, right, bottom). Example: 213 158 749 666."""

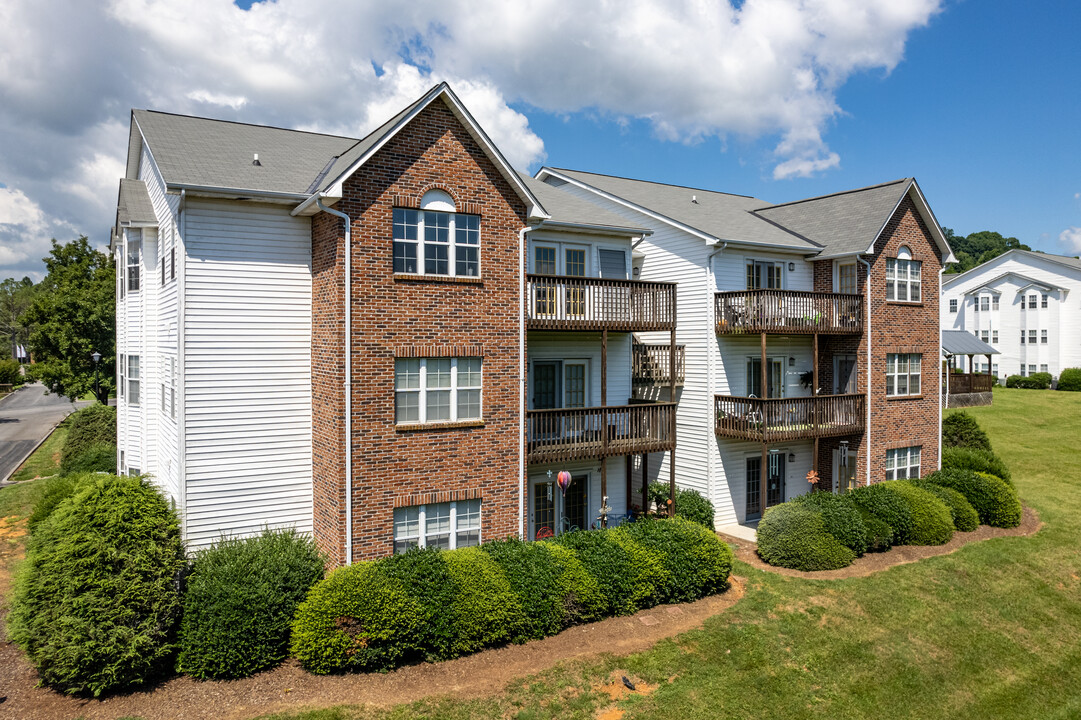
253 387 1081 720
7 422 68 483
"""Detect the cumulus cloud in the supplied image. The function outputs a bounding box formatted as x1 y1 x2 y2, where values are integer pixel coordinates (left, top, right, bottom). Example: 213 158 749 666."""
0 0 940 277
1059 227 1081 253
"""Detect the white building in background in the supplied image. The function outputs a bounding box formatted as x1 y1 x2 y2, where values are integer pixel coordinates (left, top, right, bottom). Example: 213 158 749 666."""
941 249 1081 381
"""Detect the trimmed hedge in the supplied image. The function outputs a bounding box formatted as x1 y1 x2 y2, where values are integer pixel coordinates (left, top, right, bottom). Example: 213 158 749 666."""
7 475 185 696
291 520 732 674
846 482 915 545
879 482 954 546
60 404 116 474
855 507 894 552
1006 374 1050 389
177 528 324 680
791 491 868 556
645 482 716 529
27 473 87 533
1057 368 1081 391
908 479 980 532
756 503 856 571
59 442 117 476
942 411 992 452
942 446 1012 485
924 469 1022 528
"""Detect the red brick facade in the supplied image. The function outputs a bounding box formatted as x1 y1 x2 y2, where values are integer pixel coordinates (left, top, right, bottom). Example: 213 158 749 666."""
311 99 527 565
812 193 943 490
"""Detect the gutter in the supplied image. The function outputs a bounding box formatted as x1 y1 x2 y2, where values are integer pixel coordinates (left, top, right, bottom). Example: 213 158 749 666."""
858 255 873 486
170 183 310 202
518 224 535 539
939 266 945 469
316 197 354 566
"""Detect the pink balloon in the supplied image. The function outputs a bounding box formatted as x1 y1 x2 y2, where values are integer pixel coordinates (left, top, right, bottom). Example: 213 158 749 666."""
557 470 572 496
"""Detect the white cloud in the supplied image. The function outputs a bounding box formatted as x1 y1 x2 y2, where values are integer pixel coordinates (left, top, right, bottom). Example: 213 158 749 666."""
1059 226 1081 253
0 0 940 277
0 187 80 278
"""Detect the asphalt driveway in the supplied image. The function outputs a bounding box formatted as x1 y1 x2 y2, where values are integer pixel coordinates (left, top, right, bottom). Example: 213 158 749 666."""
0 384 86 486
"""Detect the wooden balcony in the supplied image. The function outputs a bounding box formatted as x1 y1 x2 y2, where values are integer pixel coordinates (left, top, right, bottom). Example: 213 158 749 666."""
714 394 865 442
715 290 863 335
632 343 685 387
527 275 676 332
526 402 676 463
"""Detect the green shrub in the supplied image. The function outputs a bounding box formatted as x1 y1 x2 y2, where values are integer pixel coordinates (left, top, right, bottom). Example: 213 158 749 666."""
378 548 459 661
846 483 915 545
1057 368 1081 391
544 542 607 625
756 503 856 571
291 562 425 674
177 528 324 680
553 529 640 616
481 538 568 640
7 475 185 696
908 479 980 532
616 517 733 603
441 546 526 656
879 482 954 545
924 469 1022 528
645 483 716 529
791 491 868 556
855 507 894 552
0 358 22 385
942 446 1012 485
59 442 117 476
27 473 87 532
942 411 992 452
1006 374 1050 389
60 404 116 470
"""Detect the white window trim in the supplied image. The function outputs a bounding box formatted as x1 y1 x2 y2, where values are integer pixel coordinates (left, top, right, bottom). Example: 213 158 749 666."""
393 208 481 278
948 298 958 313
393 499 481 553
395 357 482 425
885 256 922 302
885 353 921 397
126 231 141 293
885 446 921 481
836 261 857 294
118 352 125 400
127 354 140 406
745 257 785 290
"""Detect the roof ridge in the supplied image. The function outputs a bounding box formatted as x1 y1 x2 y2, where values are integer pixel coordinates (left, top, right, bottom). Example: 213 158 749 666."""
758 178 910 211
134 108 361 142
547 167 758 200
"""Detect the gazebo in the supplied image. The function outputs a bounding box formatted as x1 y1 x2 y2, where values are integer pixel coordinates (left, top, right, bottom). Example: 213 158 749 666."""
942 330 1000 406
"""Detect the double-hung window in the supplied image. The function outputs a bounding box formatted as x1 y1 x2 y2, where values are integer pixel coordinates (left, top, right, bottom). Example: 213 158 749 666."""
992 330 999 344
992 296 1000 310
980 330 990 343
1029 329 1037 344
1041 294 1048 308
160 357 176 419
126 231 141 293
886 446 921 481
392 204 480 278
394 357 481 424
393 499 481 553
885 247 921 302
127 355 140 405
949 299 958 313
118 353 125 400
838 263 857 294
886 353 921 397
979 296 989 312
1041 364 1049 373
1028 294 1038 309
1041 330 1048 344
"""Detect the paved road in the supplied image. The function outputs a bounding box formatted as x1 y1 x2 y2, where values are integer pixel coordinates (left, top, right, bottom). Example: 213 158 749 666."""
0 384 87 486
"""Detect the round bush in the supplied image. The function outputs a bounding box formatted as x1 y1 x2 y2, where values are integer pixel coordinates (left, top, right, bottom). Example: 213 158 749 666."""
1006 374 1050 389
645 483 716 529
791 491 868 556
605 529 668 610
543 542 606 625
942 411 992 452
290 562 425 674
616 517 733 603
377 547 459 661
756 503 855 571
846 483 915 545
879 482 954 545
7 475 185 696
441 546 526 657
942 446 1012 486
481 538 568 640
908 479 979 532
59 442 117 476
855 507 894 552
924 469 1022 528
1057 368 1081 391
60 404 116 469
177 528 324 680
553 529 640 616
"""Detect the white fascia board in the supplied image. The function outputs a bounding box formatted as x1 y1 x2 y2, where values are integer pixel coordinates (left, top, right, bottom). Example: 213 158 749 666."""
536 220 651 238
318 84 549 223
802 250 862 262
537 168 814 254
168 183 308 202
865 180 956 263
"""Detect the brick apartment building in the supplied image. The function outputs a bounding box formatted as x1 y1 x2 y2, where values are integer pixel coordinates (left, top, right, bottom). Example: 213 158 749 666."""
113 83 952 562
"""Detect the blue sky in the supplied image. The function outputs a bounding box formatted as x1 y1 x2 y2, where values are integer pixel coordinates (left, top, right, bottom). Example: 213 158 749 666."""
0 0 1078 280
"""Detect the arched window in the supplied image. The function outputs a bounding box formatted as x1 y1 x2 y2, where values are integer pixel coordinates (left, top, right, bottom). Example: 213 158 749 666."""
886 245 921 302
393 191 480 277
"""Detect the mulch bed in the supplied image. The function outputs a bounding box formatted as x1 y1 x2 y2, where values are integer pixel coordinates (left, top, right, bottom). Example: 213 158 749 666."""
0 578 746 720
719 504 1042 580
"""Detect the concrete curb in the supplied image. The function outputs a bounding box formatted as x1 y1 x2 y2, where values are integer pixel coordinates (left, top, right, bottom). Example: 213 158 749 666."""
0 413 70 487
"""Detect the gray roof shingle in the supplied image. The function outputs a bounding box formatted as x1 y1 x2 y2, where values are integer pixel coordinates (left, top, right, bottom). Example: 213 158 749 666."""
518 173 649 234
116 179 157 226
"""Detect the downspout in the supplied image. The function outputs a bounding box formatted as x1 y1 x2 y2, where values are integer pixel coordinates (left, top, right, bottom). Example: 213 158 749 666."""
177 189 187 534
518 224 536 539
706 242 727 516
939 266 945 469
317 197 354 566
858 255 873 485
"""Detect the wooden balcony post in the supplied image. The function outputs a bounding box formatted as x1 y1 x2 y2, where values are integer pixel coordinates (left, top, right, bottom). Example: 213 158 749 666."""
813 333 819 395
760 332 767 397
669 325 677 516
600 329 608 527
760 443 768 518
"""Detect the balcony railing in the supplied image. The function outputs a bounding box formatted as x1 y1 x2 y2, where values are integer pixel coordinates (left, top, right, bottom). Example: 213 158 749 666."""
526 402 676 463
715 290 863 335
714 394 865 442
632 343 685 387
945 373 993 394
527 275 676 332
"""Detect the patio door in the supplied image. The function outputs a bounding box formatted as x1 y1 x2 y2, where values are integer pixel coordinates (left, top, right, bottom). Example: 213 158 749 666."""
746 453 786 520
834 354 858 395
747 357 784 398
746 260 783 289
833 448 857 494
533 361 560 409
530 473 589 540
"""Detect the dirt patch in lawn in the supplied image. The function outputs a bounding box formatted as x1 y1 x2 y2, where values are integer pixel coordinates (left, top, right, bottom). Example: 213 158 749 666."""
721 504 1042 580
0 577 745 720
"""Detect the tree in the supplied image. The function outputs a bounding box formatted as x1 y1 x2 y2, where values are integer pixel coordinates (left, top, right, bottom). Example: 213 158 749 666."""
21 238 115 403
0 276 36 360
943 228 1031 274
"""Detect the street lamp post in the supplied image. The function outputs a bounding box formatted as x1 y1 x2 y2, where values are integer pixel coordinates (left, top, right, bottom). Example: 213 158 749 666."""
91 351 101 403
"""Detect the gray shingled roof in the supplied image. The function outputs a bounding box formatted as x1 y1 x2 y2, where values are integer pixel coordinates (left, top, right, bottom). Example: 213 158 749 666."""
754 179 912 256
133 109 357 195
942 330 999 356
116 179 157 226
547 168 816 250
518 173 648 234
